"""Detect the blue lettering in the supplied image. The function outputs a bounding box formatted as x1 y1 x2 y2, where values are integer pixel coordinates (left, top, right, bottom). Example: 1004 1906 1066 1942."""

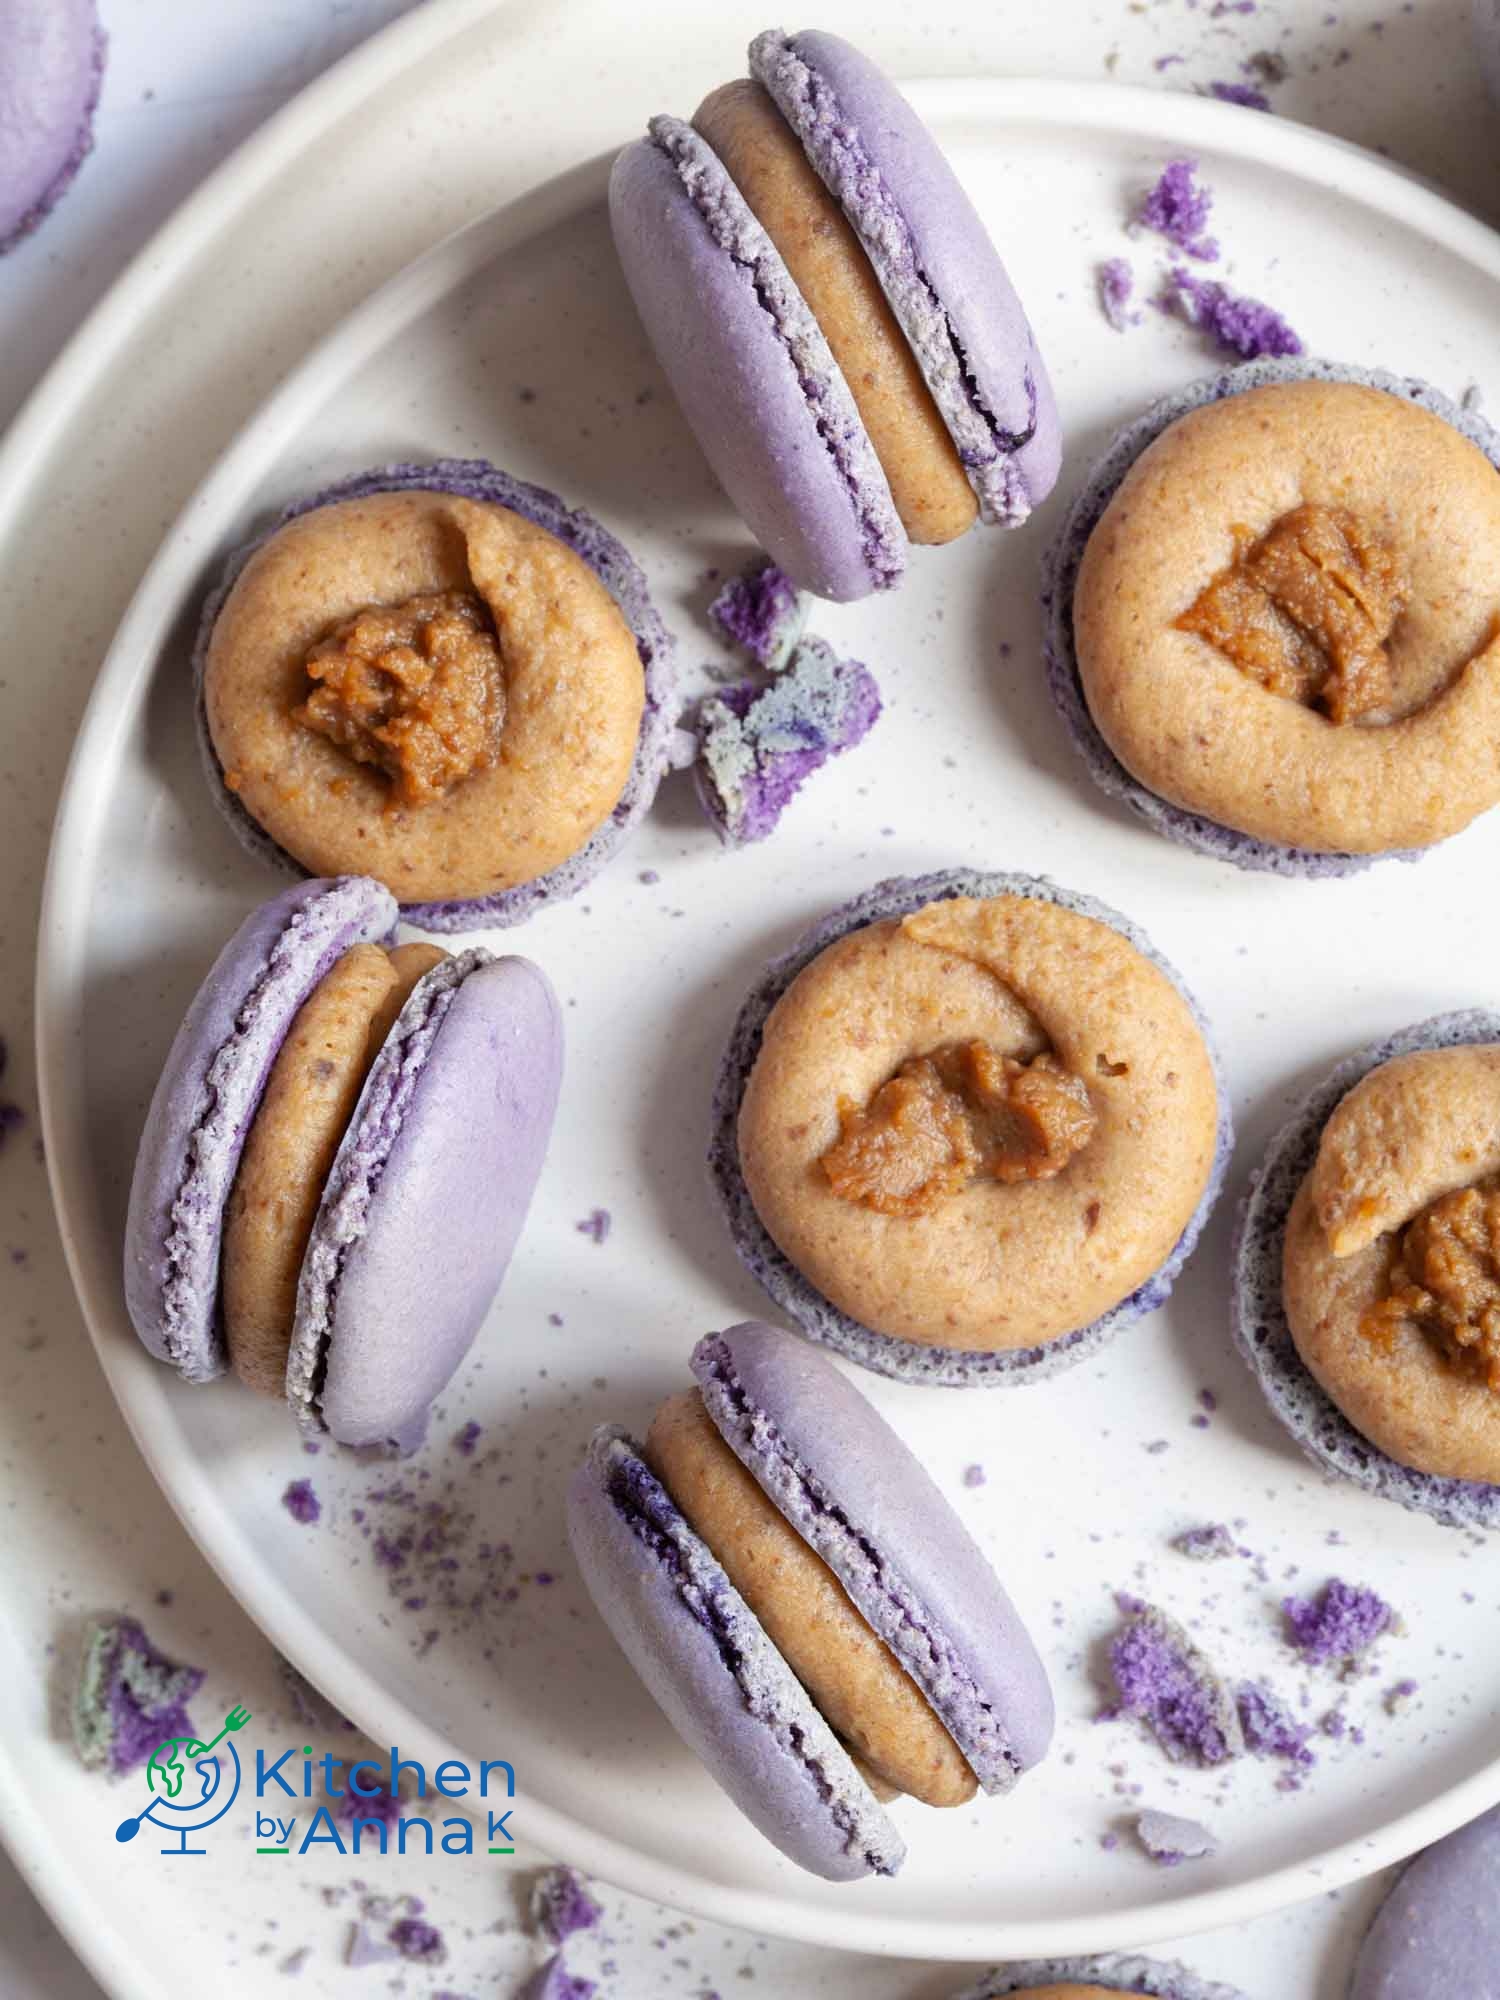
487 1808 513 1843
297 1807 347 1854
478 1759 515 1797
388 1749 427 1797
348 1759 383 1798
397 1817 433 1854
441 1818 473 1854
257 1747 296 1798
433 1759 469 1798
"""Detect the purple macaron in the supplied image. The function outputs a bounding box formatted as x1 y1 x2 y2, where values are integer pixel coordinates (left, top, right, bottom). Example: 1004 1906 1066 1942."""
192 460 678 935
1043 355 1500 877
956 1957 1247 2000
0 0 106 253
709 868 1231 1388
1350 1805 1500 2000
124 878 563 1449
610 30 1059 601
566 1320 1053 1879
1231 1009 1500 1531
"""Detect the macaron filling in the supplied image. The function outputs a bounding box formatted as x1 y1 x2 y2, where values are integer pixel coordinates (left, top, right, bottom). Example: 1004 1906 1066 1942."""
589 1426 906 1877
646 115 906 591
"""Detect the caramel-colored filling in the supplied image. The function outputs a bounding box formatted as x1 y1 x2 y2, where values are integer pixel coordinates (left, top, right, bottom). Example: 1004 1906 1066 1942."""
296 588 505 807
1176 502 1408 724
820 1040 1097 1218
1363 1176 1500 1391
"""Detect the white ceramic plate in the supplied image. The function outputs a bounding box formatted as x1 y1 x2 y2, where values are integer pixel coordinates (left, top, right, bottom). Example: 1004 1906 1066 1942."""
37 71 1500 1965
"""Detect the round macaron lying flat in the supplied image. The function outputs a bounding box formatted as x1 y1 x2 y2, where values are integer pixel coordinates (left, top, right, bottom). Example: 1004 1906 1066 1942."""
567 1321 1052 1879
954 1956 1247 2000
0 0 106 253
710 868 1230 1388
1232 1009 1500 1531
194 459 677 934
1044 356 1500 876
124 877 399 1384
1350 1805 1500 2000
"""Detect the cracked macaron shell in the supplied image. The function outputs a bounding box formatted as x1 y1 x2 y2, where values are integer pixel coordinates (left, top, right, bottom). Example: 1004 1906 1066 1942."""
1231 1007 1500 1531
287 950 562 1451
692 1320 1053 1790
610 118 905 601
709 867 1231 1387
123 876 399 1383
750 29 1061 526
566 1425 906 1881
192 458 678 933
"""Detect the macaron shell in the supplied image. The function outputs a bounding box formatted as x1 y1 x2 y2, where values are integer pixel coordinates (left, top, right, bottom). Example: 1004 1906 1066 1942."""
0 0 106 251
751 29 1061 524
693 1321 1053 1787
957 1956 1247 2000
610 126 904 602
123 877 399 1382
566 1426 905 1881
289 952 562 1449
1350 1805 1500 1999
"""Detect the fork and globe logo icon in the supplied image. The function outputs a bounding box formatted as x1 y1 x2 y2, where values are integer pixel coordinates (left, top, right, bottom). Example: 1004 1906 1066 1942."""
114 1703 251 1855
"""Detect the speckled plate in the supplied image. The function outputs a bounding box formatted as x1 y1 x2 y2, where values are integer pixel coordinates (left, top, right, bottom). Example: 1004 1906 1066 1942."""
35 71 1500 1965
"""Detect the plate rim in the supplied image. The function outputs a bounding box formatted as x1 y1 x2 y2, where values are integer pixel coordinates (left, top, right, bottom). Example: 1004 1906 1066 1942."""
29 63 1500 1974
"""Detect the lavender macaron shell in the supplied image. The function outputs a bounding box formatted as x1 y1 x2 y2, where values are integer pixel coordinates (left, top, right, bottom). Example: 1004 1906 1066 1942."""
751 29 1061 525
1231 1008 1500 1530
0 0 106 252
192 458 678 934
287 951 562 1451
566 1426 905 1881
610 124 904 601
709 867 1232 1388
1350 1804 1500 1999
956 1955 1247 2000
1043 355 1500 876
693 1321 1053 1788
123 877 399 1384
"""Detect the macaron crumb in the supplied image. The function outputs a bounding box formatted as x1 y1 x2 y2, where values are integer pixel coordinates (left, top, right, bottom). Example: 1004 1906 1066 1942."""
344 1921 398 1968
575 1209 612 1245
1158 265 1304 359
71 1614 204 1775
0 1033 25 1149
388 1916 446 1964
1207 79 1273 110
1384 1677 1421 1715
962 1463 987 1489
1282 1578 1399 1670
282 1478 321 1526
530 1865 602 1946
519 1957 596 2000
708 557 808 671
1132 158 1219 262
1236 1679 1317 1774
1172 1523 1236 1561
452 1420 483 1457
1108 1599 1245 1766
278 1945 311 1976
1098 258 1141 332
1134 1806 1218 1866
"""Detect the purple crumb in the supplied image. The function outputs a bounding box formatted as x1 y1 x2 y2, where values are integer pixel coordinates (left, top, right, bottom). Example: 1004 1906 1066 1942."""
1109 1601 1244 1766
637 868 661 885
708 557 808 671
575 1208 612 1245
1384 1677 1420 1715
453 1421 483 1457
530 1865 602 1946
1236 1680 1317 1769
337 1785 406 1832
71 1615 203 1776
281 1479 321 1526
1208 79 1273 110
1134 157 1219 261
1283 1578 1398 1668
279 1947 311 1976
388 1917 446 1964
962 1463 987 1489
519 1958 597 2000
1161 265 1304 359
1172 1523 1236 1562
693 636 882 847
345 1923 398 1969
1098 258 1141 332
1154 52 1186 70
1134 1807 1217 1866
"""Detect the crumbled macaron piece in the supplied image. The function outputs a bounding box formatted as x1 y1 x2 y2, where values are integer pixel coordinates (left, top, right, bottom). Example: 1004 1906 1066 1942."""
1236 1679 1317 1769
1134 1806 1218 1865
72 1615 203 1775
576 1208 612 1245
708 558 809 671
962 1463 987 1489
345 1923 399 1969
519 1959 597 2000
1385 1677 1420 1715
388 1917 446 1964
1133 158 1219 261
530 1866 602 1947
1161 266 1304 359
1172 1523 1236 1561
693 637 882 846
1109 1600 1245 1766
1283 1578 1398 1668
1098 258 1141 332
1208 79 1272 110
281 1478 320 1525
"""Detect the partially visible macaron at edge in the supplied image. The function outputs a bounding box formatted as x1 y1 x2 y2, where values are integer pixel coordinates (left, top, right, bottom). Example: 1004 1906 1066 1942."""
566 1320 1053 1880
1349 1804 1500 2000
0 0 107 253
953 1955 1248 2000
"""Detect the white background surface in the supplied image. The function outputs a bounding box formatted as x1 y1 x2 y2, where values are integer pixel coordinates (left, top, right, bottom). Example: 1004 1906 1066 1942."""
3 2 1498 1996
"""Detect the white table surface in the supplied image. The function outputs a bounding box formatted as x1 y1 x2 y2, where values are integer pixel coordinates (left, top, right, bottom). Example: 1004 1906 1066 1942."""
1 2 1494 1995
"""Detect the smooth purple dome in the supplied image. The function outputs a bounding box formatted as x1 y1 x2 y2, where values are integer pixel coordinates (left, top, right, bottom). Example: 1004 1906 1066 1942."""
1351 1805 1500 2000
123 878 399 1383
693 1321 1054 1788
0 0 106 252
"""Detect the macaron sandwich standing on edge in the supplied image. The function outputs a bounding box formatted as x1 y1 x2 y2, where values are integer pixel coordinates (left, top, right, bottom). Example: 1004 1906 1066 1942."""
567 1320 1053 1880
611 28 1061 599
124 877 562 1451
